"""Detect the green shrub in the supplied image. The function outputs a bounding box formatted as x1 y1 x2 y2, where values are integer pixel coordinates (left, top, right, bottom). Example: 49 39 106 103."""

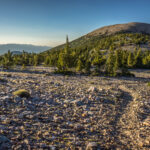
13 89 30 98
89 81 95 84
147 82 150 87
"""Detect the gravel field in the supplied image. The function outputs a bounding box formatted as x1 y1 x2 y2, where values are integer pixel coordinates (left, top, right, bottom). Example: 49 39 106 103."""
0 69 150 149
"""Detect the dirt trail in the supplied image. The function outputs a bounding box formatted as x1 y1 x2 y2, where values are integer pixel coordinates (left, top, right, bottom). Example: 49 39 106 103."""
119 84 140 101
117 84 150 149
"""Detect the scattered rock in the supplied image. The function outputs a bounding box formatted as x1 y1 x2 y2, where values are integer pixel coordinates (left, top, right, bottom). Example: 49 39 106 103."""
74 124 84 131
88 86 98 92
71 99 84 106
0 71 149 149
86 142 100 150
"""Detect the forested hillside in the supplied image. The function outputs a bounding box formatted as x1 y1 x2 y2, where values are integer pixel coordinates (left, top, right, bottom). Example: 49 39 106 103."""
1 23 150 76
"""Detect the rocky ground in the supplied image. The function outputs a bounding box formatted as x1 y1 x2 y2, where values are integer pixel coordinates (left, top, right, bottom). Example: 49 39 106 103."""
0 69 150 150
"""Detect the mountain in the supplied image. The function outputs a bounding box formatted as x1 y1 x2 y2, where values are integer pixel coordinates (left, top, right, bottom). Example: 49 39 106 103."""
0 44 51 55
86 22 150 36
47 22 150 52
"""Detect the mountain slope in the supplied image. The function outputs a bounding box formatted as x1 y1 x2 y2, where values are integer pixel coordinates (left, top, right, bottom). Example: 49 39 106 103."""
0 44 51 55
87 22 150 36
47 22 150 52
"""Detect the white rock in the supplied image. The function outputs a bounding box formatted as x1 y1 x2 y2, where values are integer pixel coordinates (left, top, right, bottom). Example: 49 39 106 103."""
88 86 98 92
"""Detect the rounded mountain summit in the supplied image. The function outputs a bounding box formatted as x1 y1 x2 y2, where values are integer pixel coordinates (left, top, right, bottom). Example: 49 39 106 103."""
87 22 150 37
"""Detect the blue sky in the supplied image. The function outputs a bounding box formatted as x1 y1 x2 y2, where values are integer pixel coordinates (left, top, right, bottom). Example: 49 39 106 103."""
0 0 150 47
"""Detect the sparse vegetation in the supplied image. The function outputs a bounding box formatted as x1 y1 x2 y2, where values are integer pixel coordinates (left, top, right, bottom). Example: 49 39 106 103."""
1 32 150 77
13 89 30 98
0 25 149 149
147 82 150 86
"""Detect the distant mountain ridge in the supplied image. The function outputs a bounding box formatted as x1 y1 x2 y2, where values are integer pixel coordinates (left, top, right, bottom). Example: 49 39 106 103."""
0 44 51 55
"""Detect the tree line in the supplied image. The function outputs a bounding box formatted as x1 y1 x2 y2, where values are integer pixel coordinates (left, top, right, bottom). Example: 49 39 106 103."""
0 34 150 76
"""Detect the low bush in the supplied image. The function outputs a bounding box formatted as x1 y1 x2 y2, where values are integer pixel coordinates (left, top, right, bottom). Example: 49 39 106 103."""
13 89 30 98
147 82 150 87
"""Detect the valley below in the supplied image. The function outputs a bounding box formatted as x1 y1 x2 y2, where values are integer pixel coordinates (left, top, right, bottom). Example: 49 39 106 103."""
0 69 150 149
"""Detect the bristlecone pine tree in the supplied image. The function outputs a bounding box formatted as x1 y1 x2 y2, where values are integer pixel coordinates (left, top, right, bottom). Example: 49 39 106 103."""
2 50 13 69
92 50 104 73
105 48 115 76
57 35 72 71
127 52 134 68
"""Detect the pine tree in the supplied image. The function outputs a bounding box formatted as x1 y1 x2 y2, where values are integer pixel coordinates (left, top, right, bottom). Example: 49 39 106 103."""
2 50 13 69
134 48 142 68
85 60 91 74
92 50 104 73
122 51 128 67
22 64 26 70
105 49 115 76
33 55 39 66
65 35 69 53
113 50 120 76
76 58 83 72
44 56 50 66
142 54 150 68
127 52 134 68
57 51 66 71
57 35 71 71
